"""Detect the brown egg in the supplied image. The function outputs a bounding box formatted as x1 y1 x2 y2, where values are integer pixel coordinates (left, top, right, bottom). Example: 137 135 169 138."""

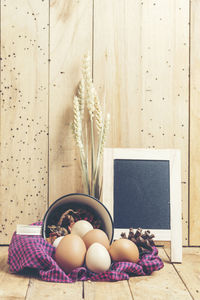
82 229 110 250
71 220 93 237
55 234 86 273
109 238 139 263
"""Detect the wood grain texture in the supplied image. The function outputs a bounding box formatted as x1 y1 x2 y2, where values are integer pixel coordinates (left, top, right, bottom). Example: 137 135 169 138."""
1 246 200 300
189 0 200 245
0 0 199 245
93 0 189 245
0 0 48 244
49 0 93 204
165 247 200 300
26 279 83 300
0 247 29 299
84 280 133 300
129 248 192 300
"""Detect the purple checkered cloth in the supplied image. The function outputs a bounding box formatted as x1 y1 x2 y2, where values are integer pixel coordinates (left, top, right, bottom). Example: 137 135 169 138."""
8 223 164 282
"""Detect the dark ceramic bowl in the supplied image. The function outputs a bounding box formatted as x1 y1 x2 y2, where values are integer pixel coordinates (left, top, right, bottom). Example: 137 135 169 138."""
42 193 114 243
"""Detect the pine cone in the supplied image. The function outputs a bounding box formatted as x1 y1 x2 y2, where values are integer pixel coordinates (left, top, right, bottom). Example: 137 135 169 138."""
121 228 155 252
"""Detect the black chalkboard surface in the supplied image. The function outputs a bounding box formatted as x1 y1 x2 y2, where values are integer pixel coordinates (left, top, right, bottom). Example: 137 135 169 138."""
114 159 170 229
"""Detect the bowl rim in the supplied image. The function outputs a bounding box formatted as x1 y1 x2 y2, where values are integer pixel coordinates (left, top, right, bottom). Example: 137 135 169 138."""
41 192 114 243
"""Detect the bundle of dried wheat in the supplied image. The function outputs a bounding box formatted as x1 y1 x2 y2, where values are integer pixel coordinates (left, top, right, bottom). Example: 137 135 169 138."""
72 54 110 200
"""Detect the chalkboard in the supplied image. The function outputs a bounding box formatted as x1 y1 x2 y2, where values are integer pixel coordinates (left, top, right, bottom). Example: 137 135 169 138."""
114 159 170 229
103 148 182 262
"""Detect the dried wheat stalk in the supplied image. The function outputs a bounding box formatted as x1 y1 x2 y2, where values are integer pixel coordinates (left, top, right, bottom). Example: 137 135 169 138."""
71 54 110 199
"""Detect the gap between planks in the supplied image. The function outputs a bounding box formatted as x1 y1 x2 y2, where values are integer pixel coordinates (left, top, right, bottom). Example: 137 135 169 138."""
164 246 200 300
163 246 194 299
0 246 199 299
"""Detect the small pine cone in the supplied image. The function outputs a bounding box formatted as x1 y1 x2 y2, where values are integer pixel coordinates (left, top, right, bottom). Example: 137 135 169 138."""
121 232 127 239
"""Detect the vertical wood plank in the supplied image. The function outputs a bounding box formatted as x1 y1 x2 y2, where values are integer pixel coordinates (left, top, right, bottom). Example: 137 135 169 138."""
0 247 29 299
0 0 48 244
165 247 200 299
84 281 133 300
49 0 93 204
26 279 83 300
129 248 192 300
189 0 200 245
93 0 189 245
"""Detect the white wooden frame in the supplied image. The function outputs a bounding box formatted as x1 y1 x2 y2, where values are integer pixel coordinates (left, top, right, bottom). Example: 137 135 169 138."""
103 148 182 263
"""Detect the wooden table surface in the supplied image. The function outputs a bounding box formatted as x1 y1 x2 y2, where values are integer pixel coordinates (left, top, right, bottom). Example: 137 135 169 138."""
0 246 200 300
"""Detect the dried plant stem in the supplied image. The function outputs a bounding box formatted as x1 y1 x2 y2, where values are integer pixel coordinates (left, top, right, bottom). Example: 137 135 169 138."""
79 151 90 195
71 54 110 200
90 118 95 195
93 126 103 187
95 168 100 199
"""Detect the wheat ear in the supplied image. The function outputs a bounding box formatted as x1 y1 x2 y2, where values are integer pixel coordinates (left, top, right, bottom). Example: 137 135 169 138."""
72 95 90 193
77 78 85 120
82 54 95 119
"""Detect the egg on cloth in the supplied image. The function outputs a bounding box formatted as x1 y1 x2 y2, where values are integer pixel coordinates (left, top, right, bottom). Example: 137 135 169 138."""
82 229 110 250
85 242 111 273
55 234 86 273
70 220 93 237
109 238 139 263
53 236 64 248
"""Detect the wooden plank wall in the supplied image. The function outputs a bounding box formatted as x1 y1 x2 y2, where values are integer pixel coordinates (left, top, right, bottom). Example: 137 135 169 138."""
0 0 49 244
190 0 200 245
0 0 199 246
93 0 189 247
49 0 93 203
